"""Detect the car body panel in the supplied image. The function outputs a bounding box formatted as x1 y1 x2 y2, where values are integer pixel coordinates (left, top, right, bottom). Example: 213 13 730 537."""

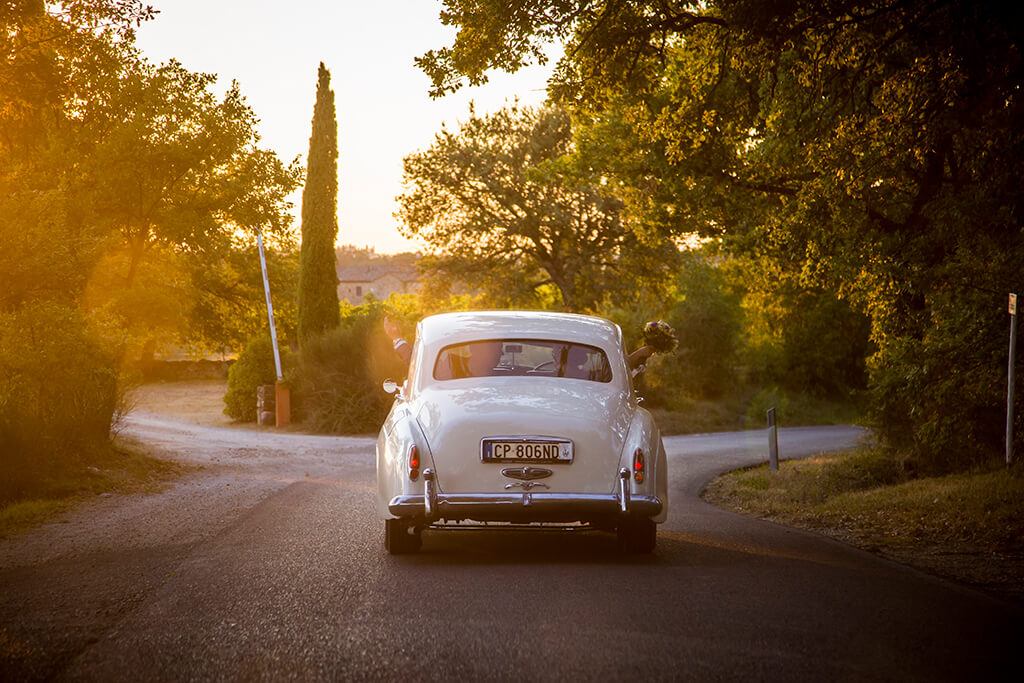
376 311 668 532
413 381 633 494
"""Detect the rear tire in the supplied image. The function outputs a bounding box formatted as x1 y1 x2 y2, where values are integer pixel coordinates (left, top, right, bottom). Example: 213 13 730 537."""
617 516 656 554
384 518 422 554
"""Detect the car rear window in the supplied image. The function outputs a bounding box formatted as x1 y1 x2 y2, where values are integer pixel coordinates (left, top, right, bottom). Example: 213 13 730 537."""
433 339 612 382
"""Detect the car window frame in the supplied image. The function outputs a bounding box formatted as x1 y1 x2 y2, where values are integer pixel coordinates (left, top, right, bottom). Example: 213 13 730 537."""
430 338 614 383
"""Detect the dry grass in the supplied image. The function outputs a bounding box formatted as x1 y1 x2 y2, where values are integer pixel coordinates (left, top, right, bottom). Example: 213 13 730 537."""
0 381 221 537
652 390 861 436
651 404 746 435
0 440 189 537
0 499 72 535
705 450 1024 602
130 379 233 426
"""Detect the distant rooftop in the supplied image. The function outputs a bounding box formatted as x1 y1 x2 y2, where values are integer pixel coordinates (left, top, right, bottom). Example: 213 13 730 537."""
336 264 418 283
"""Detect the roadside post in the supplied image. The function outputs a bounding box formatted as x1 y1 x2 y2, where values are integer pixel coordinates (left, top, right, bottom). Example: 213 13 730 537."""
1008 293 1017 466
767 407 779 472
257 231 290 428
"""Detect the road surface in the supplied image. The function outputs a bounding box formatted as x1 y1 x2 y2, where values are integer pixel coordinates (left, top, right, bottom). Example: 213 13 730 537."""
1 415 1020 681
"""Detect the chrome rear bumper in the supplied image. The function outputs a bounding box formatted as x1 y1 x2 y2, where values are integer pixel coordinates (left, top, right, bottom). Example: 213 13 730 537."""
388 468 662 524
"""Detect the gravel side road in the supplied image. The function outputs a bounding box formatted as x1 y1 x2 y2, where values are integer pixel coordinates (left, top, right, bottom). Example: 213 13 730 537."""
1 414 376 570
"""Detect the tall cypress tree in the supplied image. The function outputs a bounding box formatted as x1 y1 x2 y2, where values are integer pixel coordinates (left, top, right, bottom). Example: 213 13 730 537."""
297 62 340 343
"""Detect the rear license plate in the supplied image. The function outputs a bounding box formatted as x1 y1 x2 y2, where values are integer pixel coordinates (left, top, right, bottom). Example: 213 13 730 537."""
481 438 574 463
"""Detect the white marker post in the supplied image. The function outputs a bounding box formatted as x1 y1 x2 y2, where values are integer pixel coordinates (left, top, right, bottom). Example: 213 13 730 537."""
1007 293 1017 466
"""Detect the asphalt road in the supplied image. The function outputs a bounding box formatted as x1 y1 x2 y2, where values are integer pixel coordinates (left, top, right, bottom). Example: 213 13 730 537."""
1 418 1021 681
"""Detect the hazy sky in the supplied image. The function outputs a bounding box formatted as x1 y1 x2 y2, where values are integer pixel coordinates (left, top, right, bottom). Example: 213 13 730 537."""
135 1 557 254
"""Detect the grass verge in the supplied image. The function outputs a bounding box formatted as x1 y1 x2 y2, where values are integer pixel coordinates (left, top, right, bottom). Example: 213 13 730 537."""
704 448 1024 601
652 388 861 436
652 402 745 435
0 439 188 538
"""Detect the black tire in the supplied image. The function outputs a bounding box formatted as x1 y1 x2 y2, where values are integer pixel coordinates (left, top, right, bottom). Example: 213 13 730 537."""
617 516 657 554
384 518 422 554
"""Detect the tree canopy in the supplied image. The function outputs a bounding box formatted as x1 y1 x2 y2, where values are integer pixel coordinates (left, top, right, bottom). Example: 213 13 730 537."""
2 1 302 356
1 1 303 476
419 0 1024 470
399 103 677 312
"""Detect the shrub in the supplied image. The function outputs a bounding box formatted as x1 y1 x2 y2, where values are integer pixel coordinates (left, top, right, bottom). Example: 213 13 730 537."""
865 290 1019 475
0 302 120 502
742 278 872 398
292 300 410 434
223 335 292 422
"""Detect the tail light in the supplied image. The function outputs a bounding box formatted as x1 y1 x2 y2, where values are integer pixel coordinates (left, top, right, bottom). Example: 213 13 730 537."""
633 448 645 483
409 445 420 481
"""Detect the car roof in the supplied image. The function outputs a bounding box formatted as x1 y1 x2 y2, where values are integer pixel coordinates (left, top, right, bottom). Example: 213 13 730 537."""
417 311 624 352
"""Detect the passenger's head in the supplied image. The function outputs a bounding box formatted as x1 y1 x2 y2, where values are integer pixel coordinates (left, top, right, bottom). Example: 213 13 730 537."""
467 342 503 376
564 346 591 379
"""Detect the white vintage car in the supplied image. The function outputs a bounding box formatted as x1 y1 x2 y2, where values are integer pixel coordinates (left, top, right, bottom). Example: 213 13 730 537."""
376 311 668 554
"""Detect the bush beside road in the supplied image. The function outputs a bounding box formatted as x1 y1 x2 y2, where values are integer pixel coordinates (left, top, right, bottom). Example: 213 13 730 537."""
0 381 226 536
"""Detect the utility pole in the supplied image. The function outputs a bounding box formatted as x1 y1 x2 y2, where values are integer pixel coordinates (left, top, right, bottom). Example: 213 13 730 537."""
257 231 290 427
1008 293 1017 466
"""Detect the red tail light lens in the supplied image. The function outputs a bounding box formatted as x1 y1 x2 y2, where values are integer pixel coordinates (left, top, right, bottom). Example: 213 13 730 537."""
409 445 420 480
633 448 645 483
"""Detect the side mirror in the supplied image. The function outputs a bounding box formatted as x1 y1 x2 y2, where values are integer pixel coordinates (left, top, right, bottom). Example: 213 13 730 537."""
382 378 400 395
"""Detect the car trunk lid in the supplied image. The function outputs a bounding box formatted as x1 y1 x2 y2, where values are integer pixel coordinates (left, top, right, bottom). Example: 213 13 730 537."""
414 380 633 494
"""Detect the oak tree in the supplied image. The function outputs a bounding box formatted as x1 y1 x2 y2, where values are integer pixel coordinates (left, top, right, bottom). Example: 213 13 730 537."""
399 104 677 312
1 1 303 476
